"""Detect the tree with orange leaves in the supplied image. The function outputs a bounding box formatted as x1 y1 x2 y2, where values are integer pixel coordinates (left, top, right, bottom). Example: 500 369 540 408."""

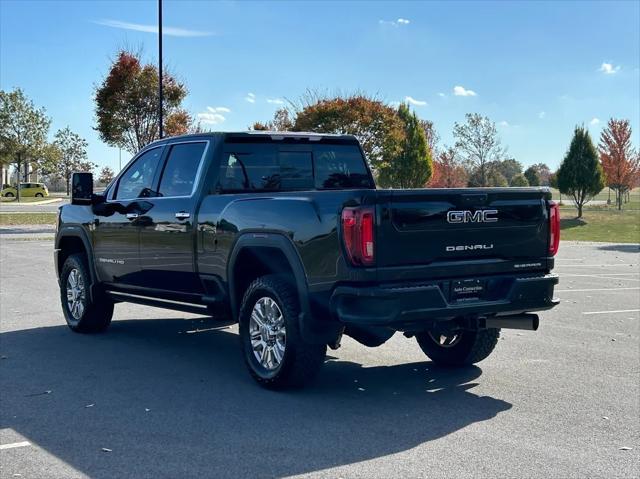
95 51 191 154
598 118 639 210
428 147 468 187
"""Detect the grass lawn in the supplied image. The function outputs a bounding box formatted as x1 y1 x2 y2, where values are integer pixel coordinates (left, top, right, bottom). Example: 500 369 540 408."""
0 213 57 225
560 209 640 243
551 187 640 210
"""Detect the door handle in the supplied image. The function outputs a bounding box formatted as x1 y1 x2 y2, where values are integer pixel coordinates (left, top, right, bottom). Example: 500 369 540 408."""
175 212 191 220
126 213 139 220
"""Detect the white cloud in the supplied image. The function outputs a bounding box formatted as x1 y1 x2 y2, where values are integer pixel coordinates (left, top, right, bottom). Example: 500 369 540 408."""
198 106 230 125
93 19 214 37
599 62 620 75
245 92 256 103
379 18 410 27
208 106 230 113
453 85 477 97
590 117 600 125
538 111 546 119
498 121 510 127
267 98 285 105
438 92 446 98
404 96 427 106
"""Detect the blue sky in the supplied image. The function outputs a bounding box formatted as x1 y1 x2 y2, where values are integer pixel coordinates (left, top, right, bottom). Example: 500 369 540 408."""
1 0 639 173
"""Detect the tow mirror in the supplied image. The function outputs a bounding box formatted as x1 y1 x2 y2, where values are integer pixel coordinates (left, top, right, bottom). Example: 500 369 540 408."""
71 172 94 205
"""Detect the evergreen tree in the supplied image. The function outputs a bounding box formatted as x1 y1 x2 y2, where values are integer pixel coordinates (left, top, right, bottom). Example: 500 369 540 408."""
557 126 605 218
378 103 432 188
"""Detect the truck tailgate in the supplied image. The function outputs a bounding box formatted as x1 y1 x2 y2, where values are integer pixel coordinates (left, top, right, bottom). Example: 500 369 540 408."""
375 188 551 271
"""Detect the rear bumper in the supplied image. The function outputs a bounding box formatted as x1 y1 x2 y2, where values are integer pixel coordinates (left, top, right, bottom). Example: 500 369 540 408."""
330 273 559 330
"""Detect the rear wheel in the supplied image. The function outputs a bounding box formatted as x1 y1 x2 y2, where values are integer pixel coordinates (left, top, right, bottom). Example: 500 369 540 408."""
4 192 14 198
60 254 113 333
415 328 500 367
35 193 43 197
239 275 326 389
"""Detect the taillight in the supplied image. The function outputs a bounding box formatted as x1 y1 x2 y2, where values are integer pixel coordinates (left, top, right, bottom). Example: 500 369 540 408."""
548 201 560 256
341 206 375 266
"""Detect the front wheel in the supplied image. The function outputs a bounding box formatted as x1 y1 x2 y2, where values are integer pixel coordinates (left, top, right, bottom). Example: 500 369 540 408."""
60 254 114 333
4 192 14 198
239 275 326 389
35 193 43 197
415 328 500 367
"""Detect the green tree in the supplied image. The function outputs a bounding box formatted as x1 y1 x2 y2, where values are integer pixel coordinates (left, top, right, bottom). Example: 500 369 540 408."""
531 163 551 185
469 168 508 187
0 88 51 202
292 93 404 176
53 127 96 194
557 126 606 218
453 113 507 187
377 103 432 188
98 166 115 185
510 173 530 187
95 50 190 154
35 142 63 178
523 166 541 186
494 158 523 184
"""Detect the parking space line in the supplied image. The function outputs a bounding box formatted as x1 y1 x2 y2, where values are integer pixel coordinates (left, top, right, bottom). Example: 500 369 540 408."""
562 273 639 277
556 264 639 268
583 309 640 315
0 441 31 450
561 274 640 282
555 287 639 292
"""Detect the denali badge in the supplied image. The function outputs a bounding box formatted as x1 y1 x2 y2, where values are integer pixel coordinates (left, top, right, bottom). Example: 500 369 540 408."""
446 244 494 252
447 209 498 224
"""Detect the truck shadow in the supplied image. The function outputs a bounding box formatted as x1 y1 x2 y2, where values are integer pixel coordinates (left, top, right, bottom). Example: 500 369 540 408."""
1 318 512 478
596 243 640 253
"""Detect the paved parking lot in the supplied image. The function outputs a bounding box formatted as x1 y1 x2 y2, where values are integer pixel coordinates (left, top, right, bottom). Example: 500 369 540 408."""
0 239 638 478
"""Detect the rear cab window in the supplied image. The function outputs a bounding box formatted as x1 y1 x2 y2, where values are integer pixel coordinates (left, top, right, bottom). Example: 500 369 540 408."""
219 140 373 192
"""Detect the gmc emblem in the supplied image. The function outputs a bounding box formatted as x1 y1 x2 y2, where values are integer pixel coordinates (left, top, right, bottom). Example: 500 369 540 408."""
447 209 498 224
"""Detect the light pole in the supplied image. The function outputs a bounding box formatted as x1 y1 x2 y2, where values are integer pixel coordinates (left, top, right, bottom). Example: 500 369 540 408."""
158 0 163 139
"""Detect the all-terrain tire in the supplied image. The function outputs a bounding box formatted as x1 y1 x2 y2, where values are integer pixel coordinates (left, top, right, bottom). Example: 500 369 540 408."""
60 253 114 333
415 328 500 367
239 274 326 389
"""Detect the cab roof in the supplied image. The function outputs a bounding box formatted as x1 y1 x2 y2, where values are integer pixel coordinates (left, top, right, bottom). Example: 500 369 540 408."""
147 131 359 148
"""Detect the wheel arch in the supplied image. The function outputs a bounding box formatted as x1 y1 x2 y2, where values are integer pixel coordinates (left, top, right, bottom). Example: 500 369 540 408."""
227 233 341 345
56 227 99 301
227 233 309 321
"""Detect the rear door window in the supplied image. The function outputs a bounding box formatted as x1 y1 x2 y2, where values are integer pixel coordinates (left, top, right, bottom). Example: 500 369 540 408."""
158 142 206 197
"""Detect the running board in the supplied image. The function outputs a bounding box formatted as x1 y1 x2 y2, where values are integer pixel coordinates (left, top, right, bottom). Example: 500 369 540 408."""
106 291 209 315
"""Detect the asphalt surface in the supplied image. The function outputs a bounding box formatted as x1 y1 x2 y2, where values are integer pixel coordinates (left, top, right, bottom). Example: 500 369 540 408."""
0 239 638 478
0 199 68 213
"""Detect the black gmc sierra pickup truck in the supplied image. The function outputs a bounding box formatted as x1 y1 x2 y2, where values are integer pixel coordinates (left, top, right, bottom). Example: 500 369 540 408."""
55 131 560 388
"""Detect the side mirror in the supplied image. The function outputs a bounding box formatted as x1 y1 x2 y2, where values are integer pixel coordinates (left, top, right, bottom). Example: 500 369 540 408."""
71 172 94 205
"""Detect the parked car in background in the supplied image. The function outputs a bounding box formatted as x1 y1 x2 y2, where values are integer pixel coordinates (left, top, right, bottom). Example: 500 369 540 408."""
1 182 50 198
